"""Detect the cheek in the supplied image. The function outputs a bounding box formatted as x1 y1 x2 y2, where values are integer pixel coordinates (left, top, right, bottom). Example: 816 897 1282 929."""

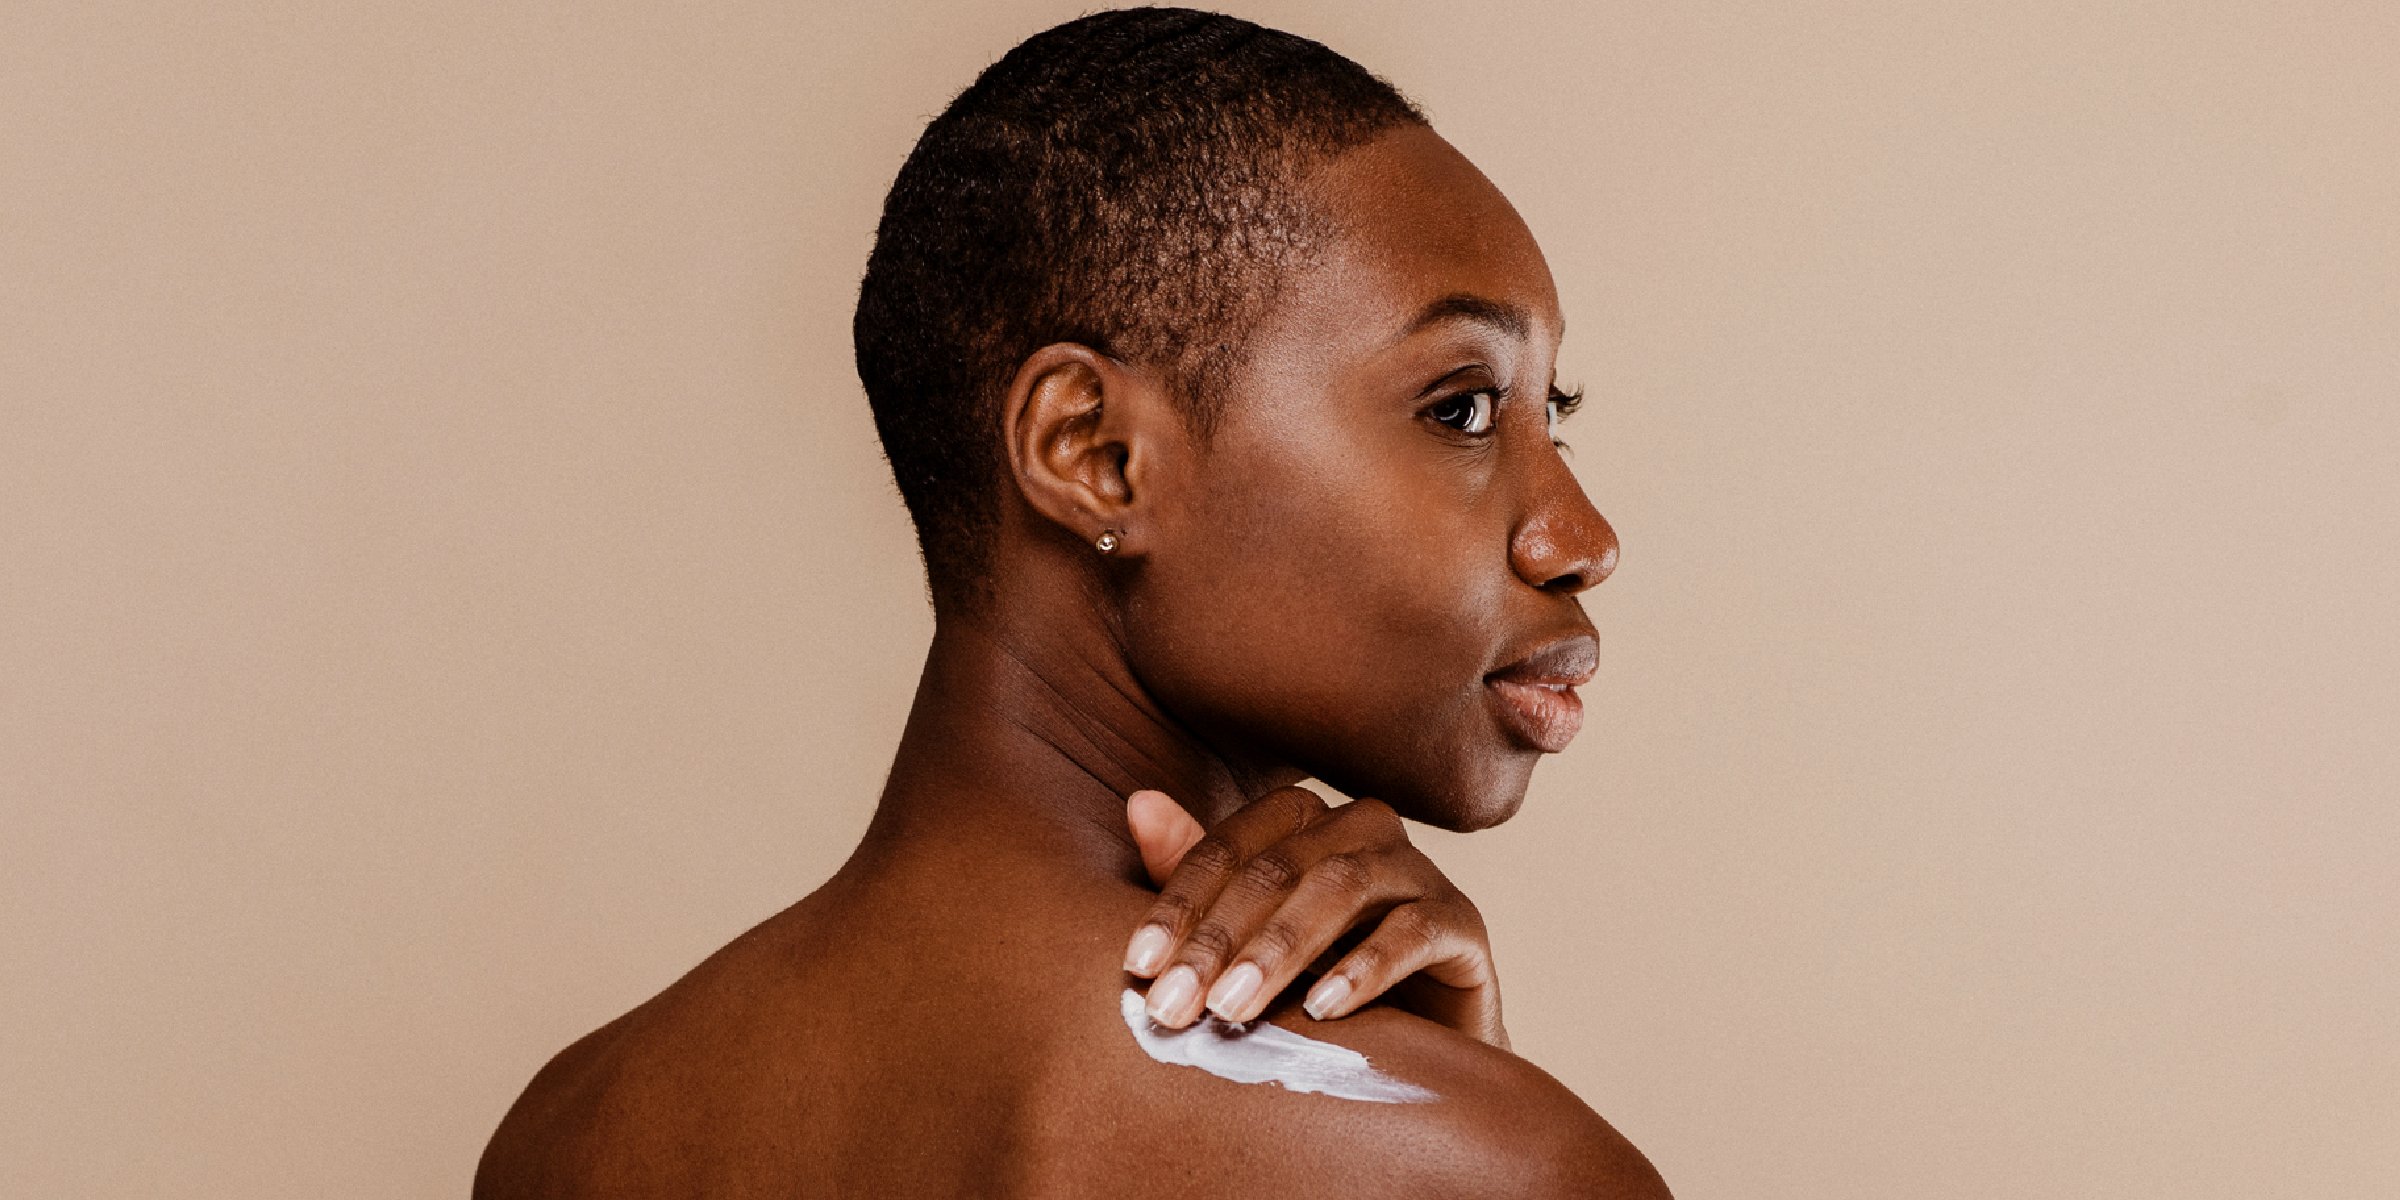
1125 440 1530 815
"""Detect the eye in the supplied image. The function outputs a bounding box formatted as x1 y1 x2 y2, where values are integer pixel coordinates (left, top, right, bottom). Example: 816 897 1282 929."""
1427 390 1496 435
1546 386 1584 449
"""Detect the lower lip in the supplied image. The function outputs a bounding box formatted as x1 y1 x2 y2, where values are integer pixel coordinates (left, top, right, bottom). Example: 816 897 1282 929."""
1486 679 1584 753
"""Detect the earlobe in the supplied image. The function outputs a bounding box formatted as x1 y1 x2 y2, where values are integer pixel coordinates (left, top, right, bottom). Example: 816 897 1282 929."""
1002 342 1168 557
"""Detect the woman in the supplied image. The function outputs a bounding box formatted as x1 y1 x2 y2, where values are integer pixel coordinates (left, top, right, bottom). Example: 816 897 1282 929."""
478 9 1664 1196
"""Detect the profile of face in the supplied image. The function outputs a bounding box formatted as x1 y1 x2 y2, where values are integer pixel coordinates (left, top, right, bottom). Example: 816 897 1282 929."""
1120 125 1619 832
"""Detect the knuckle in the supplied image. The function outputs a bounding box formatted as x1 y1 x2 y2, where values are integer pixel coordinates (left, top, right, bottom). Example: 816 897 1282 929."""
1179 922 1237 964
1239 849 1305 895
1145 892 1200 933
1273 785 1327 822
1332 797 1404 845
1382 903 1440 950
1245 921 1301 966
1453 950 1498 987
1339 938 1386 979
1311 850 1374 894
1180 837 1240 877
1349 796 1401 831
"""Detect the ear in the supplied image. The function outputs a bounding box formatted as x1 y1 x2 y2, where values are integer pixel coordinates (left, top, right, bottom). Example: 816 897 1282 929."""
1000 342 1175 556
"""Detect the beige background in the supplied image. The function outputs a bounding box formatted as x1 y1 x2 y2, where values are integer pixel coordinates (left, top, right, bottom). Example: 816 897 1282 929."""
5 1 2395 1196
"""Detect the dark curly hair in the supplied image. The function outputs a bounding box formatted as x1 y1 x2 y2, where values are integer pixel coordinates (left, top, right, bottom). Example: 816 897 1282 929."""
852 7 1425 611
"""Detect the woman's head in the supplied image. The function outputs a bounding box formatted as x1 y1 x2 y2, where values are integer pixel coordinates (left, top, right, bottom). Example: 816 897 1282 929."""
854 7 1425 611
856 9 1616 830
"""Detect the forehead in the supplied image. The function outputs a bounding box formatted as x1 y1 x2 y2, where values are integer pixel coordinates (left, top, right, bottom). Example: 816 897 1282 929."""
1270 125 1563 352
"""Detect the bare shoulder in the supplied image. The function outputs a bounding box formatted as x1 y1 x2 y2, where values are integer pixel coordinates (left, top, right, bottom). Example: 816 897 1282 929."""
475 876 1671 1198
1317 1004 1672 1199
473 1008 635 1199
472 898 850 1198
1080 994 1670 1200
473 977 764 1198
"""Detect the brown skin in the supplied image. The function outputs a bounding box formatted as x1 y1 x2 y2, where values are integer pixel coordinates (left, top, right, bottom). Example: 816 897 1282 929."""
1123 783 1512 1046
475 125 1663 1198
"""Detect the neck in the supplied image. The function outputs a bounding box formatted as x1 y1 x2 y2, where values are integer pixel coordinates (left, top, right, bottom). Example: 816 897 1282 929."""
849 612 1302 887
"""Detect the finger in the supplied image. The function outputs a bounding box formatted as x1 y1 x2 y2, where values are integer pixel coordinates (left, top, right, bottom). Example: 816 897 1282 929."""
1125 789 1204 886
1128 786 1328 1020
1181 799 1411 1022
1156 798 1411 1025
1391 971 1510 1050
1129 786 1328 975
1303 900 1495 1026
1201 845 1410 1024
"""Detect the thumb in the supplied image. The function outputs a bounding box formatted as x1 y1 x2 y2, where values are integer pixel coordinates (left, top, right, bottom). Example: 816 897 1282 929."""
1126 789 1205 887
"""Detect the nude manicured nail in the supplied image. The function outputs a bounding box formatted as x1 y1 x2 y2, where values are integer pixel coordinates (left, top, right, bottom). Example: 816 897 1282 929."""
1304 974 1351 1020
1146 965 1199 1025
1124 925 1170 975
1206 961 1262 1021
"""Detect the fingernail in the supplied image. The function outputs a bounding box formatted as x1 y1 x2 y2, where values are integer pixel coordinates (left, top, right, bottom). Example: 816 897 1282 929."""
1304 974 1351 1020
1146 965 1199 1026
1206 962 1263 1021
1124 925 1170 976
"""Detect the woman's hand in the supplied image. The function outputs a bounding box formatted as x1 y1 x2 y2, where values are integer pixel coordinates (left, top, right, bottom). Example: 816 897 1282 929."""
1122 785 1509 1050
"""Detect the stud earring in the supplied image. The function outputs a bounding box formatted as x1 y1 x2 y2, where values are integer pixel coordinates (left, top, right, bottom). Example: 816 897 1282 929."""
1095 529 1122 554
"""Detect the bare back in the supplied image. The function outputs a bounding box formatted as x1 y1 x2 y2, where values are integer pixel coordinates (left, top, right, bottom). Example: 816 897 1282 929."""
474 851 1665 1198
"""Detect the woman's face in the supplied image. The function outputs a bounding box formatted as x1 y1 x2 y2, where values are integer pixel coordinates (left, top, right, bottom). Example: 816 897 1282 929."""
1124 125 1618 831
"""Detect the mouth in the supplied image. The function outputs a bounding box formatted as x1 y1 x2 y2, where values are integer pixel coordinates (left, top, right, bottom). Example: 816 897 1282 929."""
1482 633 1599 754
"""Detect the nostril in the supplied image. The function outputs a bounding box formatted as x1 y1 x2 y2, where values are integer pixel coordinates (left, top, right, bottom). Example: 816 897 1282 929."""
1540 571 1585 594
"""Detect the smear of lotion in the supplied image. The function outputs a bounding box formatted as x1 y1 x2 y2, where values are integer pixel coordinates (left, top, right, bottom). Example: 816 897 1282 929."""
1118 988 1438 1103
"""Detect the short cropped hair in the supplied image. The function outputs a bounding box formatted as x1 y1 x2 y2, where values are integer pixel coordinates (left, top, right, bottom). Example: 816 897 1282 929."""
852 7 1424 611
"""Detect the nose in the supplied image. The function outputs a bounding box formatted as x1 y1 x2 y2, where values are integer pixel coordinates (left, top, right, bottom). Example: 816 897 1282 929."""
1509 463 1618 595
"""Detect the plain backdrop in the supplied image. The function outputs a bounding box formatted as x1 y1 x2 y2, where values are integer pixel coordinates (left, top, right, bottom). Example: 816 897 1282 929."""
5 2 2395 1196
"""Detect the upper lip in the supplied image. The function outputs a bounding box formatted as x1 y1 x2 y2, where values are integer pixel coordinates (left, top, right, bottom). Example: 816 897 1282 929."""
1485 631 1600 689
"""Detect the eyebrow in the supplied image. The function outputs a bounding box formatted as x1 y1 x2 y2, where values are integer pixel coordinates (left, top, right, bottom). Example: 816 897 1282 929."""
1395 292 1537 344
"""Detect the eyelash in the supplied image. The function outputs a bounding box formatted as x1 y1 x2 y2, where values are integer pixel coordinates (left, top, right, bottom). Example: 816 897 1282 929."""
1426 385 1584 448
1427 390 1500 435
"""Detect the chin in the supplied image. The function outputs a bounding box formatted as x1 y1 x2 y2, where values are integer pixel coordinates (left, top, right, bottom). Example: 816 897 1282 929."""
1325 745 1538 833
1429 764 1535 831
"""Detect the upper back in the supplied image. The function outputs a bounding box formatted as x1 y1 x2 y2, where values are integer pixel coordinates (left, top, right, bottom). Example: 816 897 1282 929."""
474 864 1666 1199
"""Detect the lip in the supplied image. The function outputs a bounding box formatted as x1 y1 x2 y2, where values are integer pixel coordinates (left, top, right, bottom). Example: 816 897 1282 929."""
1483 633 1599 754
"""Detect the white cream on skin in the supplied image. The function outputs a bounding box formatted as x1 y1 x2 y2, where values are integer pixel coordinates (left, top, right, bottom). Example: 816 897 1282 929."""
1118 988 1439 1103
